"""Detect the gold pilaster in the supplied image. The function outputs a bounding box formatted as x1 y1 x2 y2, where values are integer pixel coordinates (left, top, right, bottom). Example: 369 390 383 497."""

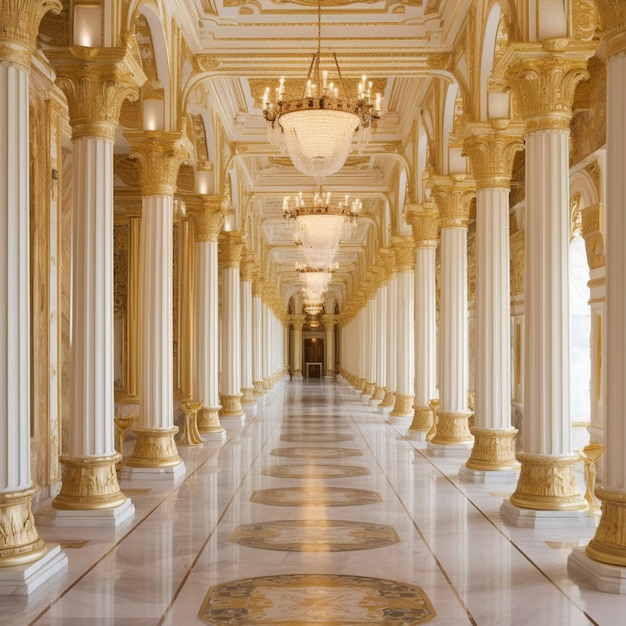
0 487 47 567
390 393 415 417
52 455 126 510
465 428 519 471
124 427 182 468
408 406 434 433
431 411 474 445
220 393 244 417
509 453 587 511
197 407 223 434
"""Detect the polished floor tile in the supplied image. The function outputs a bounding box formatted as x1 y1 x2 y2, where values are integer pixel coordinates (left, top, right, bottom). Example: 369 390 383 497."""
3 379 626 625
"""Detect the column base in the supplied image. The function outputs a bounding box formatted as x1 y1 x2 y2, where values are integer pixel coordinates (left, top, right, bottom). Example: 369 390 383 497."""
37 498 135 528
465 428 519 472
368 386 385 407
118 460 186 484
197 406 225 438
568 545 626 594
220 413 246 429
124 427 182 469
509 453 587 511
585 488 626 567
241 387 256 406
0 544 67 596
431 410 473 445
379 389 395 409
324 370 335 378
219 394 244 418
427 441 473 457
458 466 519 484
253 380 267 396
354 378 366 392
361 381 375 399
387 415 413 429
0 487 47 567
407 406 433 438
52 454 127 511
500 499 597 529
390 393 414 418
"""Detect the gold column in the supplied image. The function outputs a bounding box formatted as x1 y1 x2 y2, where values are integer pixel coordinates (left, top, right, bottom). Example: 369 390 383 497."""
192 198 226 433
406 206 438 434
47 45 145 509
123 131 189 470
460 122 524 472
429 175 475 445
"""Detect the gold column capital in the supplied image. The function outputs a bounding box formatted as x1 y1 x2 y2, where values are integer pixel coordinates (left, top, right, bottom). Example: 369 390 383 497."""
390 236 415 272
405 202 439 248
322 314 337 330
192 195 229 243
240 251 256 282
501 41 597 132
430 175 476 229
125 130 191 196
291 314 306 330
458 121 525 190
219 231 245 269
252 276 264 298
0 0 61 65
47 44 146 141
597 1 626 56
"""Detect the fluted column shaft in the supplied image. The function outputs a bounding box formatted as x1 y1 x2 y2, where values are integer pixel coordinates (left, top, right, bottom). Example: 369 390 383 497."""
407 206 438 435
193 199 225 435
371 283 388 403
240 254 255 405
292 316 305 377
431 177 475 445
49 47 144 506
252 288 265 394
504 45 593 511
220 232 244 417
323 316 336 377
380 269 398 408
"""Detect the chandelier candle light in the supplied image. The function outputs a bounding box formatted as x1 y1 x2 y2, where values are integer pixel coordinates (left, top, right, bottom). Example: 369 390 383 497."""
284 189 361 270
263 1 382 180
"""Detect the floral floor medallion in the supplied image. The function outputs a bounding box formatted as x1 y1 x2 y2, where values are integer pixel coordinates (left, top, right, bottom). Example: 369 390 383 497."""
262 464 369 479
280 433 353 443
271 447 363 460
230 519 399 552
250 486 381 507
198 573 436 625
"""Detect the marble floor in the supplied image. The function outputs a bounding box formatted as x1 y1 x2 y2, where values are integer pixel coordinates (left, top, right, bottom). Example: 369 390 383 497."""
4 378 626 625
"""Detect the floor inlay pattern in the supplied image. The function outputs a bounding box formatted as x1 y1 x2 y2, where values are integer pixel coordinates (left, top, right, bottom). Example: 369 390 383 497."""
271 446 363 459
280 433 353 443
230 519 400 551
198 573 436 625
262 463 369 479
250 486 382 507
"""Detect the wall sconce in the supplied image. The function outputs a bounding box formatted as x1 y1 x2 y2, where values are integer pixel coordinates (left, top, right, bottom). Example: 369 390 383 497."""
448 147 467 175
73 5 102 47
196 170 212 195
488 91 510 120
143 99 164 131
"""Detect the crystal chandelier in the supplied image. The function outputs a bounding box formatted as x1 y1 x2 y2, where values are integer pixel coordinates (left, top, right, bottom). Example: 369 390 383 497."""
262 1 382 180
297 263 336 302
284 189 360 270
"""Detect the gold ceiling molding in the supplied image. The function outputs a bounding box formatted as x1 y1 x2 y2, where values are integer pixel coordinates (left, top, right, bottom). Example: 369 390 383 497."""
597 0 626 56
135 14 158 83
193 54 220 72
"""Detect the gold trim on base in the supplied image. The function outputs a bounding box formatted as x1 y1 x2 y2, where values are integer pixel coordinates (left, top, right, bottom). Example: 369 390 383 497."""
0 486 47 567
354 378 365 391
408 406 433 433
220 393 243 417
253 381 266 396
197 406 225 434
390 393 415 417
509 453 587 511
465 428 519 471
52 454 126 510
431 410 473 445
362 382 375 396
370 386 385 402
241 387 256 405
124 427 182 468
586 488 626 566
379 389 395 408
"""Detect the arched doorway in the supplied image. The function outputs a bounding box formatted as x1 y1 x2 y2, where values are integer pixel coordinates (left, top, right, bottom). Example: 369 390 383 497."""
304 336 324 379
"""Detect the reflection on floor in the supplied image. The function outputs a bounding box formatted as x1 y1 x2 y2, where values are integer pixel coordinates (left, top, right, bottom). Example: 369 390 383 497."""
5 378 626 625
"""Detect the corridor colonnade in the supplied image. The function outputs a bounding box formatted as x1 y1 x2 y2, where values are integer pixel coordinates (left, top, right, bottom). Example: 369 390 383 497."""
1 0 626 602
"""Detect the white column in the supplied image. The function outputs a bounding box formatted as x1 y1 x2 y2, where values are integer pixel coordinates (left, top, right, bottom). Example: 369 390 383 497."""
123 132 188 479
361 298 376 398
569 20 626 584
323 316 336 377
503 50 592 519
407 206 438 439
390 239 415 421
240 254 256 408
0 20 67 582
193 200 225 440
292 316 304 378
252 288 265 395
370 283 388 406
220 232 244 420
380 267 398 412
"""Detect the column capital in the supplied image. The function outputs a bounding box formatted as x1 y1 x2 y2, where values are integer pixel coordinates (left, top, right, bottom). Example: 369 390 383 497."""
322 314 337 330
252 276 264 298
192 195 229 243
47 44 146 140
219 231 245 269
430 175 476 229
240 251 256 282
125 130 191 196
405 202 439 248
390 236 415 272
291 314 306 330
500 41 597 132
0 0 61 66
598 1 626 56
457 121 525 190
379 247 396 279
